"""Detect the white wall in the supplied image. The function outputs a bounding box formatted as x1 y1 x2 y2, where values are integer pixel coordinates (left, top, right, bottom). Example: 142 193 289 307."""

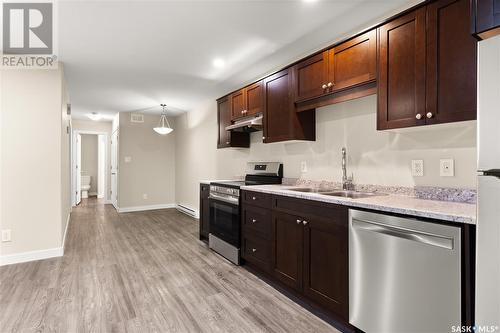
118 113 176 209
81 134 98 195
1 67 70 261
72 119 113 202
175 95 477 211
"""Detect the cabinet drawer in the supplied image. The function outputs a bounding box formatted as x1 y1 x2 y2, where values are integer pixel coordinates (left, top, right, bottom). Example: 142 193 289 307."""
273 195 347 225
242 191 272 209
242 205 272 239
242 234 271 272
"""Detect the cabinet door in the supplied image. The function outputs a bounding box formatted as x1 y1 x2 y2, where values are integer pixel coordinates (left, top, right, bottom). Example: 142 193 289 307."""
294 52 329 102
475 0 500 39
245 81 263 117
426 0 477 125
271 211 303 291
330 29 376 92
217 97 231 148
263 68 294 143
303 215 348 319
199 184 210 240
377 8 426 130
231 89 246 120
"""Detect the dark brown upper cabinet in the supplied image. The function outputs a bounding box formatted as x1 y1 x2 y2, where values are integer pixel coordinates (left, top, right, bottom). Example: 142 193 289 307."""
426 0 477 125
231 81 264 120
263 68 315 143
473 0 500 39
377 8 426 130
217 96 250 149
330 29 377 92
294 52 329 102
378 1 476 130
294 30 376 104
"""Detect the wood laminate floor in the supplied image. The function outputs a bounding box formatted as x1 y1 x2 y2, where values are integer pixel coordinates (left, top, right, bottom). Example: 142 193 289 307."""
0 198 338 333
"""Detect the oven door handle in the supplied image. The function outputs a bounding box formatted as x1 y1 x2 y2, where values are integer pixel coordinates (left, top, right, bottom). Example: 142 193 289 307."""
209 193 239 205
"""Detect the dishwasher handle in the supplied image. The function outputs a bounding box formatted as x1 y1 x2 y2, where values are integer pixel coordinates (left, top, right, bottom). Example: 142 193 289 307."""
352 218 454 250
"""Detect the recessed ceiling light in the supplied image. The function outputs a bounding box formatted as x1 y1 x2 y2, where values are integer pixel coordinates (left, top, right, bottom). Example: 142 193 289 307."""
213 58 225 68
88 112 102 121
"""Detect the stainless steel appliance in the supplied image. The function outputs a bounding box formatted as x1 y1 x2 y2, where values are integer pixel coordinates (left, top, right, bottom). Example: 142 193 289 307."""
209 162 282 264
475 35 500 326
349 209 461 333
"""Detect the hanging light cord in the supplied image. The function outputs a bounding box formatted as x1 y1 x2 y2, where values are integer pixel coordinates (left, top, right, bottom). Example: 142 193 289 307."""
159 103 172 128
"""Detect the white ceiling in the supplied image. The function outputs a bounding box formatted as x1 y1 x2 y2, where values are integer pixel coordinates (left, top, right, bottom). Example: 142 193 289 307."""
58 0 418 121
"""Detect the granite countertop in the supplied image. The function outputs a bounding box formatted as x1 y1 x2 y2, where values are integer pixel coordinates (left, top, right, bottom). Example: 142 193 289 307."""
240 184 476 225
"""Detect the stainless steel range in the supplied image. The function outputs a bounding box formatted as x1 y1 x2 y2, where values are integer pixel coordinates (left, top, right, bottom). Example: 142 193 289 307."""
208 162 283 264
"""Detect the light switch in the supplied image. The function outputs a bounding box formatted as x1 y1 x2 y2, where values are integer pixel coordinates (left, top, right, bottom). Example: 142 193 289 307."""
411 160 424 177
1 229 11 242
300 161 308 173
440 159 454 177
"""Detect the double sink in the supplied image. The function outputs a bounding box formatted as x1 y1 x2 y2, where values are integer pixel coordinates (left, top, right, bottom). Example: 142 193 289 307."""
288 187 387 199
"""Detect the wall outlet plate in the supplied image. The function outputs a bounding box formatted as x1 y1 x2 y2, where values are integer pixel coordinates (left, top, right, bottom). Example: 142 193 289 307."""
300 161 308 173
1 229 11 242
440 159 454 177
124 156 132 163
143 193 148 200
411 160 424 177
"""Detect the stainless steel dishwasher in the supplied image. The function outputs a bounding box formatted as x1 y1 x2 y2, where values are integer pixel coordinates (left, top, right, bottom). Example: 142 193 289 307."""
349 209 461 333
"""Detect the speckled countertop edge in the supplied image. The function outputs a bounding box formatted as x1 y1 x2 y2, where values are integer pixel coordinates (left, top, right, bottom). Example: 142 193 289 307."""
240 184 477 225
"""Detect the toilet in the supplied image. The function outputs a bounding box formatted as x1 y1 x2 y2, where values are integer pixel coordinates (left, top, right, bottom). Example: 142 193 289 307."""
81 175 91 199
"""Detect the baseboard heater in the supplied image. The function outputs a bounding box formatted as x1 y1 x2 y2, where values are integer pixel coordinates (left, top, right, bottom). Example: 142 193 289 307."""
176 204 197 218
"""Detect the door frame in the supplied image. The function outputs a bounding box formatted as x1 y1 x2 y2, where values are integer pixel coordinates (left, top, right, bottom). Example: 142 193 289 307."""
71 130 109 206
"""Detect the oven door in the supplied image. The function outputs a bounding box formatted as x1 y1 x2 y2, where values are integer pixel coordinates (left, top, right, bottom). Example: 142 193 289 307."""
209 195 240 248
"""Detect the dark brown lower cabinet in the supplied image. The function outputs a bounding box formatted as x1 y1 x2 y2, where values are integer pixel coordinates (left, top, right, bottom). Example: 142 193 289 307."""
242 191 349 324
199 184 210 241
271 211 304 291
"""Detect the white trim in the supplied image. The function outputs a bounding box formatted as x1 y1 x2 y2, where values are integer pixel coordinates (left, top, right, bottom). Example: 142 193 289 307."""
62 213 71 252
89 192 98 196
104 199 113 204
0 247 63 266
117 203 176 213
176 204 199 219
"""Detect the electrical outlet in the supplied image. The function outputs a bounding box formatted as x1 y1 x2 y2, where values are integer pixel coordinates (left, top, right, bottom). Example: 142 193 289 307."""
411 160 424 177
440 159 454 177
1 229 11 242
300 161 308 173
143 193 148 200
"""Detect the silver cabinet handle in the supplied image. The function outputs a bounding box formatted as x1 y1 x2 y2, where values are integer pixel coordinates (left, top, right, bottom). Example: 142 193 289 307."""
241 110 244 114
327 82 333 87
252 196 256 200
226 141 230 144
415 113 422 120
426 112 433 119
296 219 302 224
321 84 327 89
262 136 266 140
252 248 257 253
252 219 257 223
302 220 308 226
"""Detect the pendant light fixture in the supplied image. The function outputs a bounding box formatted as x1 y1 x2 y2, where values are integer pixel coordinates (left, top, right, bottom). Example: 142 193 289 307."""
153 104 173 135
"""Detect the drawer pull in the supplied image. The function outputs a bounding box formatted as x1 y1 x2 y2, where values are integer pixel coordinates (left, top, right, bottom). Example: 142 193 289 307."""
252 219 257 223
252 248 257 253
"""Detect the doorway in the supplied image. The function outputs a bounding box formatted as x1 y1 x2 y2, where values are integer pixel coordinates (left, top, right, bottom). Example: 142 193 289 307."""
72 130 109 206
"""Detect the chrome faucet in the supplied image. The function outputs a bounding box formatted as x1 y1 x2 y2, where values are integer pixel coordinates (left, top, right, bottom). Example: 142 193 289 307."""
341 147 353 190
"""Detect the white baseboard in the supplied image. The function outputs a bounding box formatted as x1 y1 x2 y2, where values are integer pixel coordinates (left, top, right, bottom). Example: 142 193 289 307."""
89 192 97 196
176 204 199 219
117 203 176 213
0 247 63 266
104 199 113 205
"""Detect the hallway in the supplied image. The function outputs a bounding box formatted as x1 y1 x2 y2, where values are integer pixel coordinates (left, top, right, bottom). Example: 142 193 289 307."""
0 199 337 333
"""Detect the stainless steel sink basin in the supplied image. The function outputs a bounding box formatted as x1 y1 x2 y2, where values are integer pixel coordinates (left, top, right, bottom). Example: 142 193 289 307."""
288 187 338 193
320 190 387 199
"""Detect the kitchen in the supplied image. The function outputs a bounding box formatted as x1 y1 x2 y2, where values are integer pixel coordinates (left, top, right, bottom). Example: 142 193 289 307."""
0 0 498 332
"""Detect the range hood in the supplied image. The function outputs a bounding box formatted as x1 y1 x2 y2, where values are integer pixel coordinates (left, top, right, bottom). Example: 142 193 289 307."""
225 114 263 132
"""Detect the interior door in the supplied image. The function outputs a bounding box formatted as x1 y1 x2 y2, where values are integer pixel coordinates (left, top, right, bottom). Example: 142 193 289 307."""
111 130 118 208
75 133 82 205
